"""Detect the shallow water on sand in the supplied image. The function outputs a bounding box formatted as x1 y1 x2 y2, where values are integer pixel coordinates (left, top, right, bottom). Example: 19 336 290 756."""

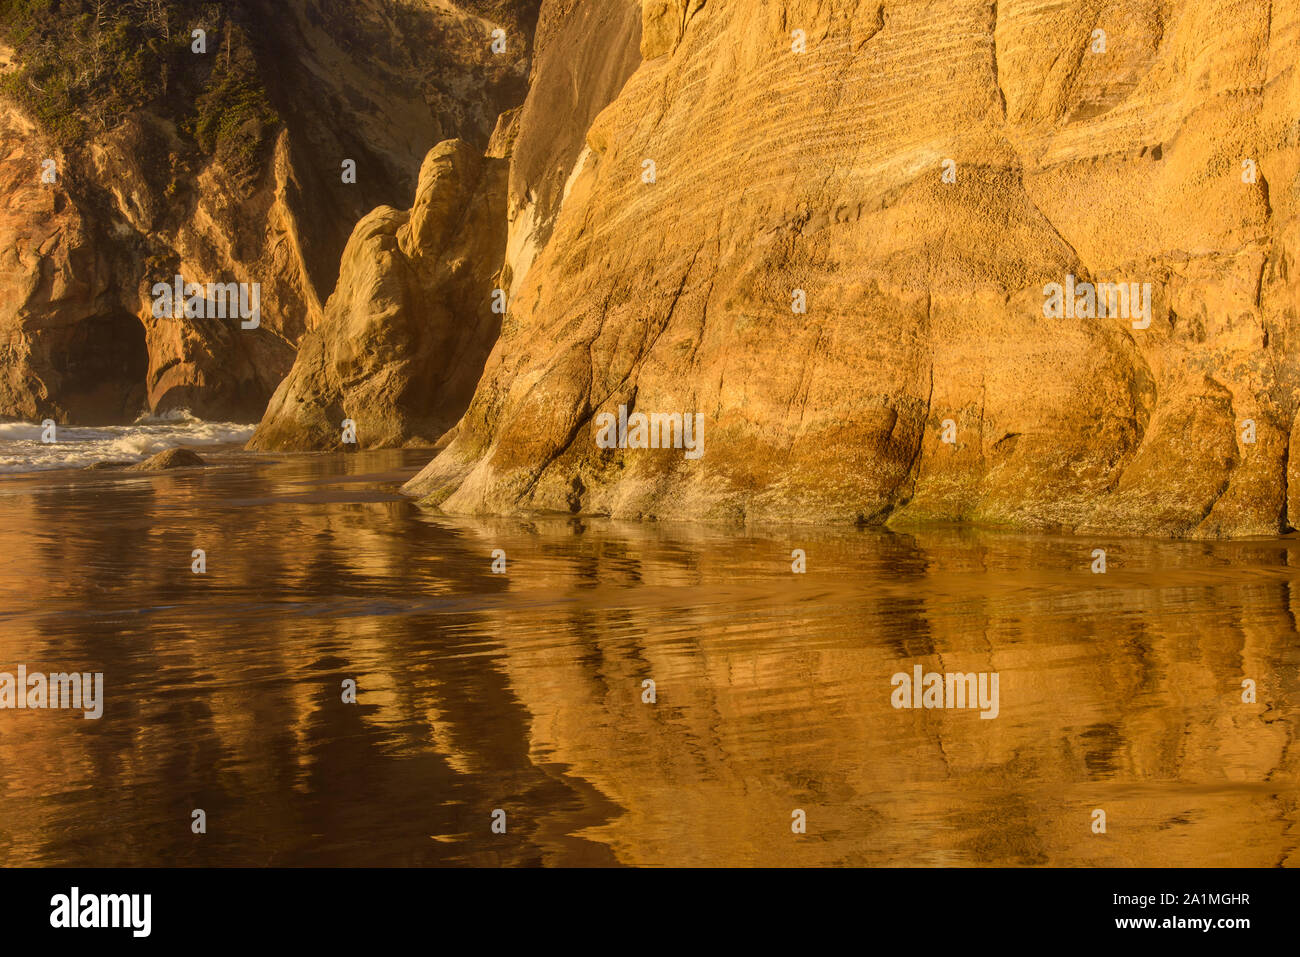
0 449 1296 866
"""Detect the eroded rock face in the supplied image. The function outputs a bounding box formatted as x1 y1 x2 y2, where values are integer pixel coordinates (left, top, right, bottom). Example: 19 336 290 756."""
0 0 538 425
0 103 148 425
497 0 644 303
250 0 643 451
406 0 1300 537
248 140 508 450
114 119 318 422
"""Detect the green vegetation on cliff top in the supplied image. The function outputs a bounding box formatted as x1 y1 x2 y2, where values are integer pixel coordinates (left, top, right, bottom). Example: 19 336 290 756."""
0 0 279 184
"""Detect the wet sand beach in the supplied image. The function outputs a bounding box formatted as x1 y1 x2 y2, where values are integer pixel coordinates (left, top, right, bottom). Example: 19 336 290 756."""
0 449 1296 866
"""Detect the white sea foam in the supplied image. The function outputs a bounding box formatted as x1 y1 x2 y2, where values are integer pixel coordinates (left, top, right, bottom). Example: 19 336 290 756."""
0 410 255 473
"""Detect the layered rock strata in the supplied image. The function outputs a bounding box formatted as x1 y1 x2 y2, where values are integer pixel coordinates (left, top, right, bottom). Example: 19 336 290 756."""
404 0 1300 537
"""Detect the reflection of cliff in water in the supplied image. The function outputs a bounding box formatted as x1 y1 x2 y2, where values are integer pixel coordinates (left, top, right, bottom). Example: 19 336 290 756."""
0 450 1296 866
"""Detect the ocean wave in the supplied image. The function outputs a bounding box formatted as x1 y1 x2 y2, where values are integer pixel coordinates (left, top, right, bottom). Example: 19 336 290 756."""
0 413 256 474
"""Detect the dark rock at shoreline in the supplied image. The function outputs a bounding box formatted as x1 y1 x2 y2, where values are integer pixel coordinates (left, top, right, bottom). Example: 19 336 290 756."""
126 448 206 471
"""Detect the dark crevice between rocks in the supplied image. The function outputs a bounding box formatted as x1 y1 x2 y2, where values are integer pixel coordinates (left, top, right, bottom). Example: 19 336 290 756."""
566 474 586 514
1280 437 1293 532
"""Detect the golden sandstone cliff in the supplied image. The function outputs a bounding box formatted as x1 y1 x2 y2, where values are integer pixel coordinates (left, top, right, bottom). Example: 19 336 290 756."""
393 0 1300 537
248 139 509 450
3 0 1299 537
0 0 537 423
251 0 643 449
